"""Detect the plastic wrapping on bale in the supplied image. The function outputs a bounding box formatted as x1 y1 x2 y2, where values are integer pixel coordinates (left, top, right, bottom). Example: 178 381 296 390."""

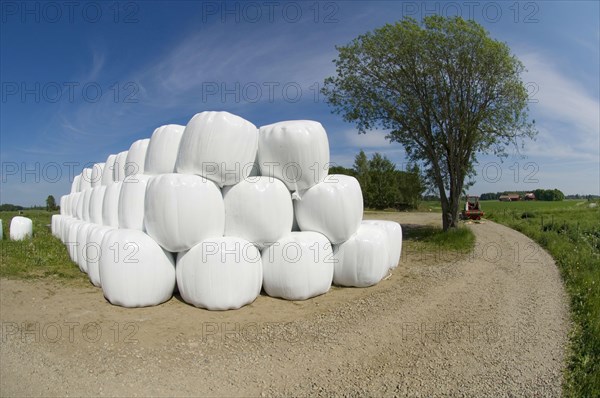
100 229 176 307
90 163 105 188
125 139 150 177
362 220 402 269
176 237 262 310
86 225 113 287
67 220 83 263
60 195 67 215
223 177 293 249
81 188 93 222
258 120 329 196
113 151 129 183
145 173 225 252
262 231 334 300
102 154 117 186
102 182 123 228
144 125 185 174
75 192 85 220
51 215 60 238
118 174 151 231
70 192 81 219
71 174 81 193
294 175 363 244
60 217 75 243
0 219 3 240
89 186 106 225
79 168 93 192
76 222 93 273
176 111 258 187
333 224 389 287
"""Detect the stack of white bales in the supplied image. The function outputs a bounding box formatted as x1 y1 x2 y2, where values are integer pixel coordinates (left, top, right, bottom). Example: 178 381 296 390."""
52 111 402 309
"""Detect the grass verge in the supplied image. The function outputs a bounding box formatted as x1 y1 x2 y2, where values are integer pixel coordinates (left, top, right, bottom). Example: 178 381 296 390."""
0 210 87 283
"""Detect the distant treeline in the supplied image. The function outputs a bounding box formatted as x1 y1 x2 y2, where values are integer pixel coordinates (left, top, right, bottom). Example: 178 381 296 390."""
330 150 425 210
0 204 47 211
479 189 566 201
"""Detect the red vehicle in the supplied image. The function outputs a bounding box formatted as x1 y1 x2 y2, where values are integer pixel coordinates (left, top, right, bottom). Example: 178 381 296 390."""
461 195 484 220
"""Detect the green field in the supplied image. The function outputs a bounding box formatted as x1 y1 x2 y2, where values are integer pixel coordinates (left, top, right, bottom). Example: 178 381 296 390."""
0 210 88 283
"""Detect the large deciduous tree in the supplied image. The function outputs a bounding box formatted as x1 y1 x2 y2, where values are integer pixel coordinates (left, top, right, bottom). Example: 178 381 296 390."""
322 16 536 230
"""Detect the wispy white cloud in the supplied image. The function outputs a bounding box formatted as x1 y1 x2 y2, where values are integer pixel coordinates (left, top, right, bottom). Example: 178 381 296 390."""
519 51 600 159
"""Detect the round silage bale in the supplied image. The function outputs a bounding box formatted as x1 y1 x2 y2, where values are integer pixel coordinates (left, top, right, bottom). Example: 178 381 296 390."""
176 237 263 310
125 139 150 177
294 175 363 244
144 173 224 252
102 181 123 228
362 220 403 269
223 177 292 249
113 151 129 183
144 125 185 174
333 224 389 287
261 231 334 300
99 229 176 307
118 174 151 231
258 120 329 196
176 111 258 187
102 154 117 186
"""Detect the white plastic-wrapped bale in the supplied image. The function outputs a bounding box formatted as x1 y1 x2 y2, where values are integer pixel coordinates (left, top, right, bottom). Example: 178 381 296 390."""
81 188 93 222
362 220 402 269
76 222 93 273
102 182 123 228
118 174 151 231
102 154 117 186
176 111 258 187
223 177 292 249
258 120 329 196
60 195 67 215
113 151 129 183
61 217 76 243
0 219 3 240
294 175 363 244
11 216 34 241
75 190 85 220
100 229 176 307
333 224 389 287
90 163 105 188
66 220 83 263
51 215 60 238
145 173 224 252
71 174 81 193
79 168 93 192
176 237 262 310
89 186 106 225
125 139 150 177
86 225 113 287
262 231 334 300
144 125 185 174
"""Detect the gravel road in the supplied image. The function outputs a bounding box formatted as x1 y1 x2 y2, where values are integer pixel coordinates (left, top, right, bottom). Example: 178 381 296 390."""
0 213 570 397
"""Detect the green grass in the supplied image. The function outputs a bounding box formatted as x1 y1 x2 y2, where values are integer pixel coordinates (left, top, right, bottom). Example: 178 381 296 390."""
484 199 600 397
0 210 87 282
403 225 476 264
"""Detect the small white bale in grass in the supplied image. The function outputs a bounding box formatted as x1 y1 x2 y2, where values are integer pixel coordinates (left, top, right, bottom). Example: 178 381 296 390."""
10 216 32 241
362 220 403 269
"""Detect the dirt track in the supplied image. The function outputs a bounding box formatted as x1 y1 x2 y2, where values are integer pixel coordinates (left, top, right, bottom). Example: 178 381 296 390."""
0 213 570 397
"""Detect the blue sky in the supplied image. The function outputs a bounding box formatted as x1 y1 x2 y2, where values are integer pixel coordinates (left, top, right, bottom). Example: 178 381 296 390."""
1 0 599 206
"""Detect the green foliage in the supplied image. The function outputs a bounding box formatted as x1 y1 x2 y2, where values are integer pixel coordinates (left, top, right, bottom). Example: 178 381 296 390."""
339 151 425 210
0 211 87 282
0 204 24 212
323 16 536 230
46 195 57 211
534 188 565 201
486 200 600 396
